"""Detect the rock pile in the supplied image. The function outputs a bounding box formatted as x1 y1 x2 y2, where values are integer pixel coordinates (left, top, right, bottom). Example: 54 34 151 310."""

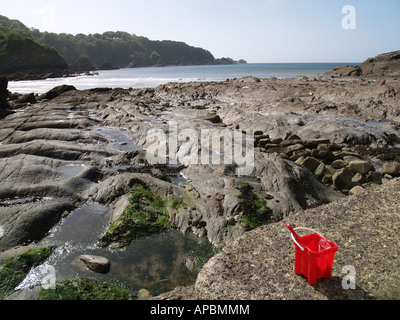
254 132 387 193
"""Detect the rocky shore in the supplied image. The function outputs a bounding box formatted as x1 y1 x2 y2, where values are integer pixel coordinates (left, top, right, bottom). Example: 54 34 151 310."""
157 177 400 300
0 51 399 300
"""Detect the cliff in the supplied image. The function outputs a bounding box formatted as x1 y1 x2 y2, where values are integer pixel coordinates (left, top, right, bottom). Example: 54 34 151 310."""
0 33 69 81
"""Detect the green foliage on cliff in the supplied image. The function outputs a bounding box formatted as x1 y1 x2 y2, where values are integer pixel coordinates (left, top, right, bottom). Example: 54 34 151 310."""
0 32 68 79
35 31 216 68
0 15 32 39
150 50 163 65
215 57 247 65
70 54 95 71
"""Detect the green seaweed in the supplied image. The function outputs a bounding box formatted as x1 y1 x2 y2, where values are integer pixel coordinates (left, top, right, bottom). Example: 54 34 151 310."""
37 279 135 300
0 247 53 299
17 247 53 269
170 198 184 211
183 236 218 271
237 182 273 230
99 182 174 248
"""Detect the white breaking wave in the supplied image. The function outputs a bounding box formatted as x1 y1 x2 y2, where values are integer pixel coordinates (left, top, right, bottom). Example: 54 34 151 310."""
8 74 205 94
7 63 343 94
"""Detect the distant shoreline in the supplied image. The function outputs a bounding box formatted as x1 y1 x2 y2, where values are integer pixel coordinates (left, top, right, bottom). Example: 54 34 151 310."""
7 62 355 94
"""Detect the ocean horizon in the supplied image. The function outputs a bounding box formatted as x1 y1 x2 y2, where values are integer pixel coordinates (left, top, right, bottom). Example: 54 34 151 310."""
8 62 360 95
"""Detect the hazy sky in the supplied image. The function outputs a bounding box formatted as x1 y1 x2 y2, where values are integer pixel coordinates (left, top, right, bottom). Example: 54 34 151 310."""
1 0 399 63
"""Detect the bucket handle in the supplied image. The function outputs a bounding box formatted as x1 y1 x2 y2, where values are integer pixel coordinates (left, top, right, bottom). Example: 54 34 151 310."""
290 227 325 252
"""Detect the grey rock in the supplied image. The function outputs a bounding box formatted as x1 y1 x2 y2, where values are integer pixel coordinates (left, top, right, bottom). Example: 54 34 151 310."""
138 289 153 300
0 200 75 252
349 186 364 195
360 50 400 77
258 139 274 148
198 114 222 124
331 159 348 169
301 156 321 172
4 286 41 301
311 148 334 161
326 65 361 77
366 171 382 184
332 168 353 190
169 178 400 300
39 84 77 101
79 255 110 274
287 143 305 152
348 160 374 175
381 162 400 177
264 146 291 155
352 172 366 185
286 134 301 141
314 163 326 179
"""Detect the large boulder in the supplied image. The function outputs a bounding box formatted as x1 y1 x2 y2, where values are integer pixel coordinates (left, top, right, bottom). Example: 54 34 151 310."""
137 289 152 300
348 160 374 175
300 156 321 172
39 84 77 101
332 168 353 190
381 162 400 177
326 65 361 77
324 50 400 78
79 255 110 274
198 114 223 124
360 50 400 77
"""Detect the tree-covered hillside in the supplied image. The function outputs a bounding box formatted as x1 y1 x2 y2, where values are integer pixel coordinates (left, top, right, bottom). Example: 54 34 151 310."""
0 15 246 80
33 30 217 68
0 15 238 69
0 33 68 80
0 15 32 38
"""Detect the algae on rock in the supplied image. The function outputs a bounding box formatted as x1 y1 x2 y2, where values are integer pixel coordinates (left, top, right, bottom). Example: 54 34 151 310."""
237 182 273 230
37 278 135 300
99 181 181 248
0 247 53 299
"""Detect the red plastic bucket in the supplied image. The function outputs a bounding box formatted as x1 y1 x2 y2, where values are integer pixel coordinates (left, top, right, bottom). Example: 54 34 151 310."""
286 223 338 285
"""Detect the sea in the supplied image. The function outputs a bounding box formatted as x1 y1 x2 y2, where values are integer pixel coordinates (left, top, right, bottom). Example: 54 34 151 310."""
8 63 357 95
